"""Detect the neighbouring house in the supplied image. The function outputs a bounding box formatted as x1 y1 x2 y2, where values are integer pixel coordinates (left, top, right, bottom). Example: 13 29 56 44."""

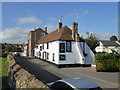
5 43 23 48
4 43 24 51
22 43 29 56
95 40 120 54
116 41 120 54
28 26 48 57
34 19 94 67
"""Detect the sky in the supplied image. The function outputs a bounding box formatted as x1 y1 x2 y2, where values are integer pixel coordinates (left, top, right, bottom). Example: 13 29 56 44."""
1 2 119 44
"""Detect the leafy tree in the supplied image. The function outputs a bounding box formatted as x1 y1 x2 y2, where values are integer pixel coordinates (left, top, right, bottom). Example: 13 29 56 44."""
85 32 99 53
4 45 22 52
118 39 120 42
110 35 118 41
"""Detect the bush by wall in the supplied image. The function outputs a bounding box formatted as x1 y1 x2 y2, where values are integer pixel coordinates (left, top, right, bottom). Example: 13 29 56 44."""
95 53 120 72
0 52 7 58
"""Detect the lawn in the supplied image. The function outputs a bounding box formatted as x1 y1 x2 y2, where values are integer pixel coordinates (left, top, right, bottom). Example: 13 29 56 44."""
0 57 9 88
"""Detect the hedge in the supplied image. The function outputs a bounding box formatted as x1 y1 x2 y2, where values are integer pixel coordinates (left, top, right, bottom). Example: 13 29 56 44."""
0 52 7 58
95 53 120 72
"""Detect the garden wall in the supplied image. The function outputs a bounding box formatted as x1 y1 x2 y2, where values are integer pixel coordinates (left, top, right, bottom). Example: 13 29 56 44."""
7 54 49 89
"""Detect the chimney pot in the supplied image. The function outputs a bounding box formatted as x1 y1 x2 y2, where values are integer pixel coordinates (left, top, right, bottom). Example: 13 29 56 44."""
59 19 61 22
58 19 62 29
44 25 47 33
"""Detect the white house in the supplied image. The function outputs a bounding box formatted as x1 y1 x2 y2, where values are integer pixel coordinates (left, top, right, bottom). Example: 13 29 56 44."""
34 19 94 67
95 40 120 54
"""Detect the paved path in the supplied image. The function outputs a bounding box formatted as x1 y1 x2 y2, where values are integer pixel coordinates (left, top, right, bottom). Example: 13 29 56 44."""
15 56 119 89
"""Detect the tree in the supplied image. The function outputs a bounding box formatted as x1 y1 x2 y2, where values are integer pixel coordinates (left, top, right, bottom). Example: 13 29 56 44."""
110 35 118 41
118 39 120 42
85 32 99 53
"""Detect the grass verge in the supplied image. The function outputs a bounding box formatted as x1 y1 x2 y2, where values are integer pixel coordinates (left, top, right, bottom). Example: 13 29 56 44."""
0 57 9 88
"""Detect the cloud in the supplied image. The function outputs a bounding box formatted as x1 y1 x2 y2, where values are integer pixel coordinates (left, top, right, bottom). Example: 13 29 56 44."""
16 16 42 25
0 27 32 44
83 10 88 16
48 17 56 22
0 24 57 44
93 32 113 40
80 31 114 40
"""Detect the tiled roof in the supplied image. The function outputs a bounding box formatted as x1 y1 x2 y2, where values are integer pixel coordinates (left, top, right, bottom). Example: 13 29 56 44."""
100 40 120 46
30 27 48 34
37 25 74 44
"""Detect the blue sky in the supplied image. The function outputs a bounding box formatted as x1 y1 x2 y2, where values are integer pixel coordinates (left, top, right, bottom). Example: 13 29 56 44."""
1 2 118 43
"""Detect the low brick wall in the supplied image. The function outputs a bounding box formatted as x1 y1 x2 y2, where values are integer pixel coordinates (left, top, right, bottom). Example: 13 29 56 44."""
7 54 49 89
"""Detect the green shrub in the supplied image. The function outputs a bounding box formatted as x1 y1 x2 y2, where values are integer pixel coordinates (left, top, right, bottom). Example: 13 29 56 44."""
0 52 7 58
95 53 120 72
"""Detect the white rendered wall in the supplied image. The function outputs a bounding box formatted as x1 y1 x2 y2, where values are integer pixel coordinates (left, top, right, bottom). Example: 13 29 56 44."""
83 43 94 64
35 40 94 65
58 41 82 65
36 41 59 64
95 42 120 53
95 42 104 52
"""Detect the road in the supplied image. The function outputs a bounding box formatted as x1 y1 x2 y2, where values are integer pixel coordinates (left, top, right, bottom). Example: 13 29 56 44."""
14 56 119 89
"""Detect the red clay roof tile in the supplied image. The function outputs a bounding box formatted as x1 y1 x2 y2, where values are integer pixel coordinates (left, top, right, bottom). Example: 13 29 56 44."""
37 25 74 44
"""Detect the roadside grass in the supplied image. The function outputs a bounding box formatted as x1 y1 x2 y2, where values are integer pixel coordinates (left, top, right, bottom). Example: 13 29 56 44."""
0 57 9 88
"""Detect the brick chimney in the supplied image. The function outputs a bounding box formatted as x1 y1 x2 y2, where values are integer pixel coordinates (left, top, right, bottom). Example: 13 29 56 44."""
58 19 62 29
72 22 78 41
44 25 47 33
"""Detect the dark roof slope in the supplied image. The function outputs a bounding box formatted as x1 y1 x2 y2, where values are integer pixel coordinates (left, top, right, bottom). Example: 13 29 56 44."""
37 26 74 44
30 27 48 34
100 40 119 46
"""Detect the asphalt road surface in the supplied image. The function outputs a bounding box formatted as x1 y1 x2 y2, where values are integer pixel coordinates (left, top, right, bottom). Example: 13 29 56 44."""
14 56 119 89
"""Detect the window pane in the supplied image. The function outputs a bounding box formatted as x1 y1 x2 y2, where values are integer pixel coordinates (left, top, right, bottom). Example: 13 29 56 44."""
40 46 42 51
59 55 65 60
41 33 44 37
47 43 49 49
53 53 55 61
66 41 71 52
67 47 70 51
47 53 49 59
67 42 70 46
60 43 65 53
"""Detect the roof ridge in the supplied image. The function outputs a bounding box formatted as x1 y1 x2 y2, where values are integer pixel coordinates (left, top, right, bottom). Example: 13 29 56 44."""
58 26 69 39
37 28 58 43
37 25 74 44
